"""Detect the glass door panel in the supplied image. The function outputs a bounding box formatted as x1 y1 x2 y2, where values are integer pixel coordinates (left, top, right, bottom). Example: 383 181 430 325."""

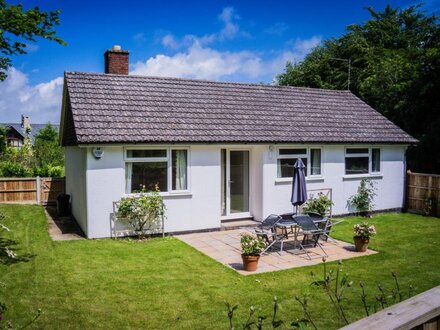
221 149 227 216
229 151 249 213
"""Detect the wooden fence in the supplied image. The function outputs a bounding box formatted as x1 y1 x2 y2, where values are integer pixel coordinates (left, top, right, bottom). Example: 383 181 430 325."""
406 171 440 217
341 285 440 330
0 177 65 205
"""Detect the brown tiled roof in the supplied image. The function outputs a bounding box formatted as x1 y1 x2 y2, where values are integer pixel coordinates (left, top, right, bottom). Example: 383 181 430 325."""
62 71 417 146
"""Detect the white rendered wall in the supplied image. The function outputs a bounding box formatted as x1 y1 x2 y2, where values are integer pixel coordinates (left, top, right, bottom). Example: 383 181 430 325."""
64 147 88 235
260 145 406 218
84 145 222 238
79 143 406 238
250 146 265 221
85 146 126 238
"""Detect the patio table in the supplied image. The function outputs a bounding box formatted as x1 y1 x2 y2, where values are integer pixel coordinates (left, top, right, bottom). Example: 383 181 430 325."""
276 220 300 251
275 215 328 252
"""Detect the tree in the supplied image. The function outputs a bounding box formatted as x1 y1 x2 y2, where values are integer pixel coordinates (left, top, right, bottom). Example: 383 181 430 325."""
0 126 7 154
0 0 66 80
34 124 64 168
34 123 58 142
276 4 440 173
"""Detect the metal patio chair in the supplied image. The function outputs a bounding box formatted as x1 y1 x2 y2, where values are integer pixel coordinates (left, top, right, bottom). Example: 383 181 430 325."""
306 212 343 242
255 214 284 254
293 215 328 260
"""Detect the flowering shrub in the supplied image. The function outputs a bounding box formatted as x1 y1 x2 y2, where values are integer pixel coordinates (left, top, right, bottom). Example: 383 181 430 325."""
303 192 333 217
349 179 376 216
353 222 377 240
117 185 166 239
240 233 266 256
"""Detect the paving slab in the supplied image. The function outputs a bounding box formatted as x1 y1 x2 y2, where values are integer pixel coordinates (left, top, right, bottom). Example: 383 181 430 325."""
45 207 85 241
177 228 377 275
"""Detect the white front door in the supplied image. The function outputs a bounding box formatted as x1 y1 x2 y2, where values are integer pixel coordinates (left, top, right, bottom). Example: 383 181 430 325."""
221 149 251 219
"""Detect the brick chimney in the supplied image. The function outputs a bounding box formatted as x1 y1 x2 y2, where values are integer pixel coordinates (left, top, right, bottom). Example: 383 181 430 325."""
104 45 129 75
21 115 31 131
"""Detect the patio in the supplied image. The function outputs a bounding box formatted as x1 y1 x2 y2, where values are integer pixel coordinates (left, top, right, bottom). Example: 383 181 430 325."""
177 228 377 275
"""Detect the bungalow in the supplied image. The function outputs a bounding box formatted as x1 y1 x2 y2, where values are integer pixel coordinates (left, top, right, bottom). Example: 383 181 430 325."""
60 45 417 239
1 115 59 147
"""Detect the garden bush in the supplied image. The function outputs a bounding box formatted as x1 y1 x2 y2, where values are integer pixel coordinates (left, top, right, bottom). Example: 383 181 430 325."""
117 185 166 238
303 193 333 217
349 179 377 216
33 164 65 177
0 161 33 177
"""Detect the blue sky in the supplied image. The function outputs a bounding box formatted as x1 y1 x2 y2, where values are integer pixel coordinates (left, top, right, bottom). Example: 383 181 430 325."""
1 0 439 124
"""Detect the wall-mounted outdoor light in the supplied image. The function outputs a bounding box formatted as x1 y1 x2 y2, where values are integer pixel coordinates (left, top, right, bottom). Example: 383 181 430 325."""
269 145 275 159
92 147 104 159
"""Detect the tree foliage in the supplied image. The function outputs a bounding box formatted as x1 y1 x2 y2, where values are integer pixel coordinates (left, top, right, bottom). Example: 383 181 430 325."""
34 124 63 168
277 4 440 173
0 124 64 177
0 0 66 80
0 126 7 154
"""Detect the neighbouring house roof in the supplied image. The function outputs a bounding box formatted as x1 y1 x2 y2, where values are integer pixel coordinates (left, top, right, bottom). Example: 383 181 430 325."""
61 71 417 146
0 123 60 142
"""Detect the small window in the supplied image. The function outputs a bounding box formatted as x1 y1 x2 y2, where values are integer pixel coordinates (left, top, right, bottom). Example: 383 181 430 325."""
346 148 369 154
172 150 188 190
279 148 307 155
372 148 381 173
127 149 167 159
310 149 321 175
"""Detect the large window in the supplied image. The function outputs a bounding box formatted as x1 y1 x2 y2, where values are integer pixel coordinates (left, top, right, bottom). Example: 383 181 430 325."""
345 147 381 175
125 148 188 193
277 147 322 178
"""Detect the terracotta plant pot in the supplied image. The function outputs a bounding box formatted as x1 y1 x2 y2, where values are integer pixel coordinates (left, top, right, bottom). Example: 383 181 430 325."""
242 254 260 271
353 236 369 252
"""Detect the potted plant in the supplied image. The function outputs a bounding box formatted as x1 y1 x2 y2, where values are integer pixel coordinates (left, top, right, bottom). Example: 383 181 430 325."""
240 233 266 271
353 222 376 252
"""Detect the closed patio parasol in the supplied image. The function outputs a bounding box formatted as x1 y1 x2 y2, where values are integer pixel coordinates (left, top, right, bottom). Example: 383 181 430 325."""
290 158 308 214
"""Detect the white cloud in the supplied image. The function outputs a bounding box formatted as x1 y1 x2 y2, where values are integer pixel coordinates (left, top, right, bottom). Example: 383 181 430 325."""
289 36 322 59
217 6 241 40
161 6 249 50
263 22 289 36
140 7 321 82
133 32 146 43
0 68 63 124
132 43 261 80
132 36 322 82
24 43 40 53
161 34 180 49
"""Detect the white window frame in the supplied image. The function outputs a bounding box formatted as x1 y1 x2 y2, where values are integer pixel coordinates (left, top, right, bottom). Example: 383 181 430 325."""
276 147 323 178
371 148 381 174
124 146 190 194
344 147 382 176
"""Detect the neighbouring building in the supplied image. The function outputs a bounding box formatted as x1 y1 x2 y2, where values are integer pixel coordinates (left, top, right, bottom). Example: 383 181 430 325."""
60 45 417 238
1 115 59 148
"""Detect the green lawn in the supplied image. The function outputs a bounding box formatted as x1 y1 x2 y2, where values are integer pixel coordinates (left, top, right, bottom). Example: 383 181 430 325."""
0 204 439 329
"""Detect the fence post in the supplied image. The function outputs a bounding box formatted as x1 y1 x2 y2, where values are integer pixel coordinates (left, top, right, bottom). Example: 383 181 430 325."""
36 176 41 204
